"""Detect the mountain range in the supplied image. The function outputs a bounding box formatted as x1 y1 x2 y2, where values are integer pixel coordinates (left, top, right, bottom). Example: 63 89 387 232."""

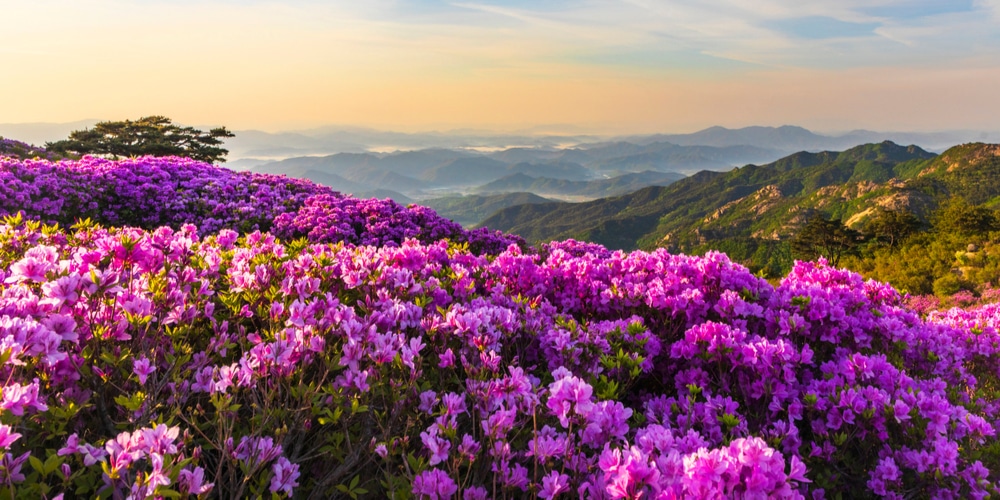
4 122 997 162
246 141 713 203
6 122 1000 234
479 141 1000 251
225 124 998 160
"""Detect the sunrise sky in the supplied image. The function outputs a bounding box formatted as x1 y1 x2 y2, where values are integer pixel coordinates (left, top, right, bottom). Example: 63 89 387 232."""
2 0 999 134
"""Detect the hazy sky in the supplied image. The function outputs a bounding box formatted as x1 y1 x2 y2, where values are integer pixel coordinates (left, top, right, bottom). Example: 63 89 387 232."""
2 0 998 134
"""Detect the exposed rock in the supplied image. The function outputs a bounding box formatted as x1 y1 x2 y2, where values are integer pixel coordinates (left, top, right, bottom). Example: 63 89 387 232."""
845 208 875 228
946 144 1000 172
751 229 781 240
887 178 906 189
750 185 783 215
704 185 785 225
705 196 747 223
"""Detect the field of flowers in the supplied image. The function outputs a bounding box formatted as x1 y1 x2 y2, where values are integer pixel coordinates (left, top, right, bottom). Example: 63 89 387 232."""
2 155 1000 499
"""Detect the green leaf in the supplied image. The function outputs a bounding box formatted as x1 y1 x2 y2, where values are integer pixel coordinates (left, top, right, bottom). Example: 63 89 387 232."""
43 453 63 475
28 455 45 475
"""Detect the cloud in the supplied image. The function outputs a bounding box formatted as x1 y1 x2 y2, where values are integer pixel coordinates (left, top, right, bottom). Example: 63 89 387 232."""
1 0 997 131
974 0 1000 19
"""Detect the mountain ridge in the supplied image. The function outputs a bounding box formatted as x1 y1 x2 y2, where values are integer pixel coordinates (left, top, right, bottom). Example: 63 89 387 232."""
478 141 996 251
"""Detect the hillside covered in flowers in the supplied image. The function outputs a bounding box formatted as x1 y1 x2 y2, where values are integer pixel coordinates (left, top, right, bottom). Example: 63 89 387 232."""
2 154 1000 499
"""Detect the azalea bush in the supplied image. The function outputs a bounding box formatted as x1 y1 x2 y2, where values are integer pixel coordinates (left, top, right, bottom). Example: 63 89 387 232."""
1 156 1000 499
0 139 60 162
0 156 521 253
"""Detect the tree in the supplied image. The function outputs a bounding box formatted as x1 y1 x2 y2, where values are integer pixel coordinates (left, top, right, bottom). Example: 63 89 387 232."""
932 197 998 236
862 207 922 248
47 116 234 163
791 213 860 267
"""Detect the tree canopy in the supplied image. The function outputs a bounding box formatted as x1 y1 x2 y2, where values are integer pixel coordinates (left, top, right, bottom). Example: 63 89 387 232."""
933 197 999 236
46 116 234 163
791 213 860 267
862 207 922 248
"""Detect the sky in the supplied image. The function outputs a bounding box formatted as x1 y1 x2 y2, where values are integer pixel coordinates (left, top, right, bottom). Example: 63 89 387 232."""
1 0 999 134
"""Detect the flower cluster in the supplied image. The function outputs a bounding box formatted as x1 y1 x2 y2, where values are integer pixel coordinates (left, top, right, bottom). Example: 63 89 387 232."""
0 138 60 161
271 193 523 254
2 157 1000 499
0 155 326 234
0 156 521 254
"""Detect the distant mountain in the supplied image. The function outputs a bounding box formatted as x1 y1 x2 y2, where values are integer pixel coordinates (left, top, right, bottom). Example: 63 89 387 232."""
224 158 269 171
226 127 598 160
620 126 998 154
505 161 592 181
628 126 824 151
420 157 509 186
548 141 783 174
423 192 555 227
344 169 428 192
4 121 997 162
477 141 983 250
476 170 684 199
487 147 564 164
376 149 474 175
249 156 427 195
291 170 370 194
249 139 792 210
241 128 790 173
355 190 414 205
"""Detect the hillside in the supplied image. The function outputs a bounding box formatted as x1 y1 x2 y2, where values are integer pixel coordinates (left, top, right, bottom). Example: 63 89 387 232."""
474 170 684 199
479 141 991 251
422 192 554 226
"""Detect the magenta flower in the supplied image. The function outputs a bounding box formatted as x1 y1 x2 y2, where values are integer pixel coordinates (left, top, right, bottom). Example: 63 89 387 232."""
139 424 180 455
56 433 80 456
539 471 571 499
133 357 156 385
546 367 595 427
146 453 171 489
0 424 21 449
412 469 458 500
462 486 488 500
234 436 283 467
420 426 451 466
1 380 48 416
6 256 50 283
0 451 29 484
179 466 214 495
270 457 300 496
41 275 81 309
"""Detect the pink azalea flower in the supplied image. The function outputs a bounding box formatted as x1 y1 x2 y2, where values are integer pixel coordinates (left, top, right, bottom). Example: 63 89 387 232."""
539 471 571 499
179 466 214 495
0 424 21 449
270 457 300 496
133 357 156 385
412 469 457 500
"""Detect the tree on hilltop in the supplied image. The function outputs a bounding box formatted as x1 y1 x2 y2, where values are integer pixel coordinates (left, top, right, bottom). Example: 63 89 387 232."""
47 116 234 163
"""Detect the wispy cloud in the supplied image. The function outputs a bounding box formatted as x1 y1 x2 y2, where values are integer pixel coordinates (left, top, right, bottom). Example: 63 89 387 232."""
0 0 997 131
